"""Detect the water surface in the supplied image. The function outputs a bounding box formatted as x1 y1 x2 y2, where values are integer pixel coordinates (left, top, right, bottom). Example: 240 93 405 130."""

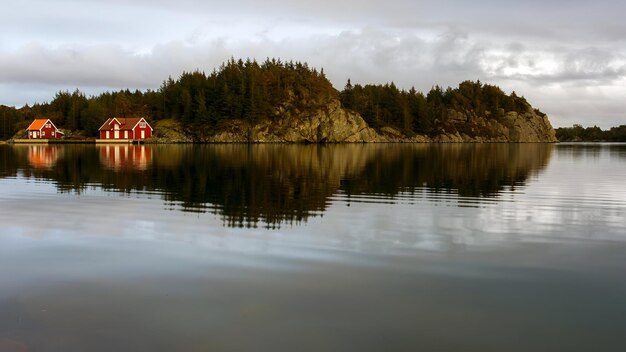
0 143 625 351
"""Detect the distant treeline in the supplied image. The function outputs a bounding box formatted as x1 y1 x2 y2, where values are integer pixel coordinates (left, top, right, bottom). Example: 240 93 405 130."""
2 58 540 140
555 125 626 142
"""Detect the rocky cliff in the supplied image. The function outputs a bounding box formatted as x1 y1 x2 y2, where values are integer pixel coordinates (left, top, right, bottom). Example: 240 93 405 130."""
167 100 556 143
206 99 379 143
424 108 557 143
153 97 556 143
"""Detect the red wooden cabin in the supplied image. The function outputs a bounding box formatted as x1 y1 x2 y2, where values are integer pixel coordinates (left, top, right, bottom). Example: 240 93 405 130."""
26 119 64 139
98 117 153 140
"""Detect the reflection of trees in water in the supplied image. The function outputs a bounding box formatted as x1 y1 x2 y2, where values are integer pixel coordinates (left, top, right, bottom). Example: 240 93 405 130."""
342 144 553 198
0 143 553 228
0 145 19 178
150 145 374 228
555 143 626 160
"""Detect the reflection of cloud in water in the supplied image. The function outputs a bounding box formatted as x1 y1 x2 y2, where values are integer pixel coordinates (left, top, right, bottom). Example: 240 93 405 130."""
1 146 625 352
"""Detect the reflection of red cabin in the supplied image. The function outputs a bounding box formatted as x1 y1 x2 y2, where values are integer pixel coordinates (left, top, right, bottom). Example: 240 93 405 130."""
98 117 153 140
28 145 60 169
99 145 153 170
27 119 64 139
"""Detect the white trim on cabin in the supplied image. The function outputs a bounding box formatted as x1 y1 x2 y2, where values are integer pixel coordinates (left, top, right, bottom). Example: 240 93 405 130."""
110 117 122 126
130 117 153 131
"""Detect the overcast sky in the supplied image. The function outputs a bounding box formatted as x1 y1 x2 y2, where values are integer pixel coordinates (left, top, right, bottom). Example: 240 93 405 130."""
1 0 625 128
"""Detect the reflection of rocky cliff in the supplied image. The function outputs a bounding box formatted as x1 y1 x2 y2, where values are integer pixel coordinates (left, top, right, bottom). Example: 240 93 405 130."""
0 144 553 228
341 144 553 198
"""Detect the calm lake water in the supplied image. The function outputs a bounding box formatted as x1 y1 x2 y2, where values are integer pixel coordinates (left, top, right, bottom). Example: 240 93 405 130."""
0 143 625 351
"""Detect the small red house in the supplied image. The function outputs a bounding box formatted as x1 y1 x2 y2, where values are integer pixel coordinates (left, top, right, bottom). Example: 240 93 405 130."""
98 117 153 140
27 119 64 139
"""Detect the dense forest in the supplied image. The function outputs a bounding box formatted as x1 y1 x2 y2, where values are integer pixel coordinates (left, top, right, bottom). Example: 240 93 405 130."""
1 59 335 140
1 58 549 140
339 79 536 136
555 124 626 142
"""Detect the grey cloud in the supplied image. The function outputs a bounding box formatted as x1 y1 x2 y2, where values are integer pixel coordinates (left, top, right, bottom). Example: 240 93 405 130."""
7 0 626 44
0 43 156 87
490 46 626 85
0 29 484 90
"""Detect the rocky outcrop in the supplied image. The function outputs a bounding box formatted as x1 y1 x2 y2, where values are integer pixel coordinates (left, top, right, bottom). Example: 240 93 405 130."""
502 111 557 142
209 99 379 143
154 97 557 143
431 109 557 143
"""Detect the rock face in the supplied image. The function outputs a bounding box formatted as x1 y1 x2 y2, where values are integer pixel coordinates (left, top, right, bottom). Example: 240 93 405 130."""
426 109 557 143
209 99 379 143
156 96 557 143
502 111 557 142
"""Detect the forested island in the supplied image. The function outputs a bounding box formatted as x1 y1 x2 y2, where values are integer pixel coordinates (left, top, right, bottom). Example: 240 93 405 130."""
1 58 557 142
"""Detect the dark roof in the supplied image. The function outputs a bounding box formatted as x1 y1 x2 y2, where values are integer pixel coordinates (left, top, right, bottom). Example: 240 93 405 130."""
98 117 151 131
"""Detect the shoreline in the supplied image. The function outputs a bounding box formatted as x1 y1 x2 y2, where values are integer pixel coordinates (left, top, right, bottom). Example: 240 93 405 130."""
7 138 560 145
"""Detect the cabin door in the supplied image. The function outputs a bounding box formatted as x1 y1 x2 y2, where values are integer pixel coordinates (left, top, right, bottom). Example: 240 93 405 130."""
114 130 119 139
141 130 145 139
106 131 110 139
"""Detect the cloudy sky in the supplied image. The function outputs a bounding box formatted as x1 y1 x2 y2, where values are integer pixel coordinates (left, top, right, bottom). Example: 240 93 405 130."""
1 0 625 128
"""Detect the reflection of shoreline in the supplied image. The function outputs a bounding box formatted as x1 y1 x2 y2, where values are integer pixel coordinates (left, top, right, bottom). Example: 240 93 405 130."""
98 145 152 171
1 144 553 228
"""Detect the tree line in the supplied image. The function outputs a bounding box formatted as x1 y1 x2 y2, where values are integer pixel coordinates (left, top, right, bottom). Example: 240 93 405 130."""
340 79 535 136
1 57 605 141
1 58 334 140
555 124 626 142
